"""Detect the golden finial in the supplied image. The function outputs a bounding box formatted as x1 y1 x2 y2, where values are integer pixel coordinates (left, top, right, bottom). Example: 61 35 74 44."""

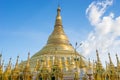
55 5 62 26
26 52 30 68
105 61 108 70
116 54 119 61
57 6 61 16
8 58 12 68
96 50 100 62
95 50 103 72
93 60 96 73
108 53 113 64
4 58 12 74
116 54 120 66
23 52 30 73
15 56 19 69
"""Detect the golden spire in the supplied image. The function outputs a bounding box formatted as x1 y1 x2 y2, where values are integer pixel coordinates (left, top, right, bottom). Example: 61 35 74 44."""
7 58 12 70
47 6 69 45
55 6 62 26
4 58 12 74
96 50 100 62
12 56 20 80
108 53 113 64
96 50 103 71
15 56 19 69
26 52 30 68
116 54 120 66
108 53 115 74
93 60 96 73
24 52 30 72
105 61 108 70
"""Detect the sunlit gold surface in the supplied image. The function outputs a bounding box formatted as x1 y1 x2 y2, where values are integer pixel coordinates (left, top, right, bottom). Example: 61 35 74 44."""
1 6 120 80
31 7 77 58
19 6 83 69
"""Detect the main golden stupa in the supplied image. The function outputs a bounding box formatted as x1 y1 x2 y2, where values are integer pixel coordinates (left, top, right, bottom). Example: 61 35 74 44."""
20 6 84 70
0 6 120 80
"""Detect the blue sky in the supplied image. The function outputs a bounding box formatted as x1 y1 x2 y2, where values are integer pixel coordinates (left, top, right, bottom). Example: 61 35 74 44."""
0 0 120 66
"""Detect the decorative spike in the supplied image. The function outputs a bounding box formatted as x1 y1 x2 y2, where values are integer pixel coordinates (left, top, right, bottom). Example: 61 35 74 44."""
96 50 100 62
93 60 96 73
5 58 12 74
116 54 120 66
108 53 113 64
23 52 31 77
15 56 19 69
27 52 30 67
75 42 78 47
2 60 4 67
55 6 62 26
8 58 12 68
105 61 108 70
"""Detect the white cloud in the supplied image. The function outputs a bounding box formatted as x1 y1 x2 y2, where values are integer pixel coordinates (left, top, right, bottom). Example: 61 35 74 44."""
81 0 120 66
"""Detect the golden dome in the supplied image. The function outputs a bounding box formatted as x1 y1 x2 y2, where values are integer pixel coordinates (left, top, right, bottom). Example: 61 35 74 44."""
31 7 79 58
20 7 83 70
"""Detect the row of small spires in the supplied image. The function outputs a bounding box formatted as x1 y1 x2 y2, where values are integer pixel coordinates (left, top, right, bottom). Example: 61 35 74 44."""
0 50 120 70
0 50 120 80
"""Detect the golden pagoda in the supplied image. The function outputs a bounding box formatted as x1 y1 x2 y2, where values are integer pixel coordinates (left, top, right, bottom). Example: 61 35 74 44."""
94 50 104 80
20 6 83 71
1 6 120 80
